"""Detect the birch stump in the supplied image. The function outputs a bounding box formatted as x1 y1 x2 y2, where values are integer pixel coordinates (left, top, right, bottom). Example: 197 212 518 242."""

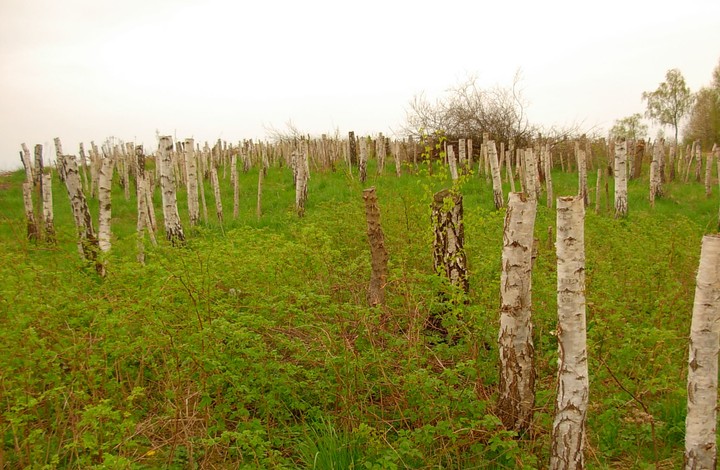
22 181 39 241
704 145 714 199
488 141 504 209
157 136 185 244
359 138 368 183
614 140 628 218
41 173 55 243
684 234 720 469
184 138 200 226
97 154 115 252
577 149 589 207
523 149 538 201
498 192 537 433
231 153 239 219
363 187 389 307
432 189 468 294
295 149 309 217
60 154 103 275
348 131 357 168
448 145 459 181
210 163 223 223
650 140 663 206
551 195 588 470
545 145 554 209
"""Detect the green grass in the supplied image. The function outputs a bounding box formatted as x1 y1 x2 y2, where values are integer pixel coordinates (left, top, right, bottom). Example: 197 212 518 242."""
0 158 717 468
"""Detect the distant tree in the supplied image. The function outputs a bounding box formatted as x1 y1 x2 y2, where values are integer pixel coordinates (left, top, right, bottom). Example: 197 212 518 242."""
684 59 720 148
404 71 535 147
609 113 648 141
642 68 694 146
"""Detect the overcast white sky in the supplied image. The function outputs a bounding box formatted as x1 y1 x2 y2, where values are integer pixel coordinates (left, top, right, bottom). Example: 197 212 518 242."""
1 0 719 171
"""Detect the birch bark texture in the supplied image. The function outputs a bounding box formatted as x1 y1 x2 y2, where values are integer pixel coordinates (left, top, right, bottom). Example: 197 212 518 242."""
97 154 115 252
488 141 504 209
498 192 537 433
614 140 629 218
157 136 185 244
41 173 55 243
448 145 459 181
650 140 663 205
295 149 309 217
432 189 469 294
184 138 200 226
363 187 389 307
22 181 39 241
551 195 588 470
684 234 720 470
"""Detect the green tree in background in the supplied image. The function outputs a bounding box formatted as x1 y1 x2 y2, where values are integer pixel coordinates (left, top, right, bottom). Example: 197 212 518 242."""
684 59 720 148
642 68 694 145
610 113 648 141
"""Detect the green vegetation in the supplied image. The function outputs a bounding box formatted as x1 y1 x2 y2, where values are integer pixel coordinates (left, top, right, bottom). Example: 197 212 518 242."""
0 159 717 469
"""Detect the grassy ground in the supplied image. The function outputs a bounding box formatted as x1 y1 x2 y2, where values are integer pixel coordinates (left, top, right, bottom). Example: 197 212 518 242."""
0 158 718 468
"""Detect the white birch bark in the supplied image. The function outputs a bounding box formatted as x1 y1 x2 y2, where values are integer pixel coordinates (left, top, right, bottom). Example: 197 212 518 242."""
695 141 703 183
523 149 538 201
498 192 537 432
97 154 115 252
231 153 239 219
614 140 628 218
458 138 467 172
448 145 459 181
432 189 468 294
22 181 39 241
650 139 663 205
551 195 588 470
393 141 402 177
210 163 223 223
506 147 516 193
79 143 90 194
184 138 200 226
704 145 714 199
295 149 309 217
488 141 504 209
359 138 368 183
157 136 185 244
684 234 720 470
595 169 602 214
544 145 554 209
60 154 103 275
33 144 44 188
577 148 589 207
198 156 209 224
41 173 55 242
20 143 34 184
54 138 66 182
90 141 100 198
467 139 473 170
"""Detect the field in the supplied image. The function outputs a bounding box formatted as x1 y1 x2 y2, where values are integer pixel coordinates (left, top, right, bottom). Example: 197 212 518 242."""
0 154 718 469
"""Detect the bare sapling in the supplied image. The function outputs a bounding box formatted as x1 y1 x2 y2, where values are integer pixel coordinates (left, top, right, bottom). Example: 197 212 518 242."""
363 187 389 307
684 234 720 469
551 195 588 470
498 192 537 433
157 136 185 244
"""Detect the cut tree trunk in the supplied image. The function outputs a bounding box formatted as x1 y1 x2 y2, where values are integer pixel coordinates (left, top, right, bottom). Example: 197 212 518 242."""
22 181 39 241
704 146 713 199
257 162 264 219
544 145 554 209
157 136 185 244
448 145 459 181
498 192 537 433
551 195 588 470
232 153 239 219
41 173 55 243
60 154 103 275
650 140 663 207
432 189 468 294
184 138 200 226
577 148 589 207
363 187 389 307
97 154 115 252
684 234 720 469
210 163 223 223
295 149 308 217
614 140 628 218
359 138 368 183
488 141 504 209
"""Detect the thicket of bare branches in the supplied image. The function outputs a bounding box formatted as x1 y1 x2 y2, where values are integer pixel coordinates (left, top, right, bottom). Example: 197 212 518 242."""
402 72 534 147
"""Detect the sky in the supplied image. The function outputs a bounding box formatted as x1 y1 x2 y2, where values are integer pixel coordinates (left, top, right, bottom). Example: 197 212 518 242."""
1 0 719 171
